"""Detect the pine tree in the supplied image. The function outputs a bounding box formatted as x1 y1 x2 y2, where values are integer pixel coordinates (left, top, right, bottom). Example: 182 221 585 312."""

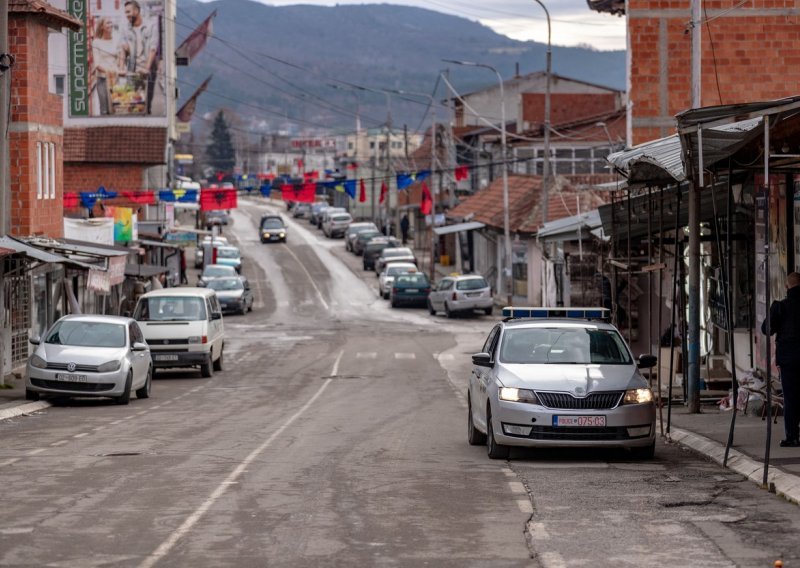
206 110 236 173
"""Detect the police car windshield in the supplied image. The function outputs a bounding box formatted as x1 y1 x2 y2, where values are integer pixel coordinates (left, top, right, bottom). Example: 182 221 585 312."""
499 327 632 365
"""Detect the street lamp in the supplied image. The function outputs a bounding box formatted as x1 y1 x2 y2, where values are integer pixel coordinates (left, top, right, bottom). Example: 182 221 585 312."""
443 58 513 307
532 0 552 225
388 88 438 283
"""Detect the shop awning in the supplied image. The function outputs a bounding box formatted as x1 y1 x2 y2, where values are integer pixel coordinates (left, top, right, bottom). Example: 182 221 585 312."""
537 210 607 242
137 239 180 249
125 263 169 278
433 221 486 236
0 235 94 268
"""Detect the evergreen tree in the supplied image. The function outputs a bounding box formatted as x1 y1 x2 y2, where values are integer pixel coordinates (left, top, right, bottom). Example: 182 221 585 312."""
206 110 236 173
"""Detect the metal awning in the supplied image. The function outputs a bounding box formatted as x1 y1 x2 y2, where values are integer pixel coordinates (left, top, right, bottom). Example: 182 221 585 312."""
25 237 131 258
125 263 169 278
433 221 486 236
137 239 180 249
537 210 607 242
0 235 93 267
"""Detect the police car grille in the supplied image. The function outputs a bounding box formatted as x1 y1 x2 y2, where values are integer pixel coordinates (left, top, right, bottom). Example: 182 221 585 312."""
31 379 114 392
529 426 628 441
46 362 100 372
536 391 623 410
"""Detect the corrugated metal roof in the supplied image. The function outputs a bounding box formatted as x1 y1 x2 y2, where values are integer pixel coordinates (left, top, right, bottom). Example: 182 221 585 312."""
433 221 485 236
0 236 92 267
537 210 606 242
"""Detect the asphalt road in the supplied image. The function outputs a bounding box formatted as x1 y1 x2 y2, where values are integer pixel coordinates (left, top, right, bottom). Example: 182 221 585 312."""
1 198 799 567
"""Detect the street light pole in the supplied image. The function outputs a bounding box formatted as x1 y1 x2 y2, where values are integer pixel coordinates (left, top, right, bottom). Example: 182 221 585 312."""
532 0 552 225
443 59 513 307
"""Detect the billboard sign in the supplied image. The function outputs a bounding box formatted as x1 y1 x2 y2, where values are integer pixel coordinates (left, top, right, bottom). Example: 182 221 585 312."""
68 0 165 118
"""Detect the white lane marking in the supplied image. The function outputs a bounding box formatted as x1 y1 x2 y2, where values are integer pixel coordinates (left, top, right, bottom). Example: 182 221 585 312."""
280 244 330 311
138 349 345 568
528 522 550 540
0 458 20 467
151 406 162 410
508 481 527 494
517 499 533 514
109 420 122 425
394 353 416 359
74 433 89 439
50 440 67 447
27 448 45 456
437 353 455 361
539 551 567 568
93 426 105 432
502 469 516 477
356 352 377 359
0 527 34 535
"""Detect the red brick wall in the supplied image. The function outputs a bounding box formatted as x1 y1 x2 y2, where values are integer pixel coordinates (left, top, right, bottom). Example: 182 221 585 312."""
8 16 65 238
523 93 620 126
629 0 800 144
63 163 146 192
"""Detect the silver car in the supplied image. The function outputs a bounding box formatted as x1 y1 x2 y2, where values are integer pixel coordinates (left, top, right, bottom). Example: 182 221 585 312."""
25 314 153 405
428 274 494 317
198 263 237 285
206 276 254 314
374 247 416 275
468 308 657 459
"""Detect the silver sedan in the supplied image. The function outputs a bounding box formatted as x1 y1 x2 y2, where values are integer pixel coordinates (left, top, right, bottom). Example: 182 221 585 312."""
468 313 657 459
25 314 153 405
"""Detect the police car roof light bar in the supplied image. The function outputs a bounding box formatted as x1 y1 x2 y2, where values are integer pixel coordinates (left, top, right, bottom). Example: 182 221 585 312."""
502 306 611 322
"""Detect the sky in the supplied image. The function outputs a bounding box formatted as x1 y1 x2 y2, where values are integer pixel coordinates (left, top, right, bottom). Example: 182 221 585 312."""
258 0 627 51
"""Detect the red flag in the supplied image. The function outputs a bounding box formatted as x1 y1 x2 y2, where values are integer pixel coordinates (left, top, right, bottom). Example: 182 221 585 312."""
177 75 212 123
200 188 237 211
359 179 366 203
454 165 469 181
176 10 216 64
420 182 432 215
379 181 388 204
303 171 318 183
299 183 317 203
64 192 80 208
120 190 155 205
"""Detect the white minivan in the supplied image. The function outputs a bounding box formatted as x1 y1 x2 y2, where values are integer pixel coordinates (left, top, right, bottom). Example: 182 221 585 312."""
133 287 224 378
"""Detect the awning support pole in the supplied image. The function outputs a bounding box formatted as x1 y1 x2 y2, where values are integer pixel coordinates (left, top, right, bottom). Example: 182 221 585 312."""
763 114 773 486
687 127 702 413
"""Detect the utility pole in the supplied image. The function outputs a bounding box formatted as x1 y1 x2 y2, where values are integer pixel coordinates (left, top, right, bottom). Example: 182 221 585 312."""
687 0 702 413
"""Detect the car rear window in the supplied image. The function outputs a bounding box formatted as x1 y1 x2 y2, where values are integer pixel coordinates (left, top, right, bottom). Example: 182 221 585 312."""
457 278 488 291
333 215 352 222
387 265 414 276
396 274 429 286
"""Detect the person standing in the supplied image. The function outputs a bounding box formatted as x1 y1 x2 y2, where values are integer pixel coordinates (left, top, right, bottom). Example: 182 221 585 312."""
118 0 157 114
762 271 800 447
400 214 410 245
91 17 118 115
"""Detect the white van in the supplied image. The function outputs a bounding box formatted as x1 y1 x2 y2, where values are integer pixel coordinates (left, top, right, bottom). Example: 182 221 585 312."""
133 287 224 378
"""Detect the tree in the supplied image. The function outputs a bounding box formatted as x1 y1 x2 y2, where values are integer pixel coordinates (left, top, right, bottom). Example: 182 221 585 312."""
206 110 236 174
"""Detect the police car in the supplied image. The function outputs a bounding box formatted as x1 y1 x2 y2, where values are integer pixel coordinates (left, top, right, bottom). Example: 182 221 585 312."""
468 307 657 460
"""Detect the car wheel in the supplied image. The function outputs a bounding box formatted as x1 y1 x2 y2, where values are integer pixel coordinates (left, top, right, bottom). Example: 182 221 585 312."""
383 291 390 300
115 371 132 405
25 389 40 401
484 307 493 316
213 347 224 372
630 442 655 460
136 366 152 399
467 400 487 446
428 300 436 315
390 298 398 308
445 302 454 318
486 408 510 459
200 354 214 378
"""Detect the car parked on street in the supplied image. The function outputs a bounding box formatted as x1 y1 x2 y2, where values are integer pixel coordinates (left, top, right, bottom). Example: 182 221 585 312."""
467 307 657 460
309 203 329 226
214 245 242 273
204 210 229 227
292 203 311 219
374 246 416 275
194 236 228 268
198 263 238 286
205 276 253 315
428 274 494 317
377 262 418 299
363 237 400 270
318 207 346 230
389 272 431 308
323 212 353 238
345 222 379 252
25 314 152 405
259 214 287 243
352 229 385 256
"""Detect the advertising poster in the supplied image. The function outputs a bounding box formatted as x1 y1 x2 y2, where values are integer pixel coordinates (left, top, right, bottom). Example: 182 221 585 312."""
68 0 165 117
104 206 134 242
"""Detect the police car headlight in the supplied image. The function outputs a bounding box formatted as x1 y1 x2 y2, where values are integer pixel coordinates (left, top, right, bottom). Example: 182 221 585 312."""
279 232 285 238
623 388 654 404
499 387 540 404
30 354 47 369
262 232 270 238
97 360 121 373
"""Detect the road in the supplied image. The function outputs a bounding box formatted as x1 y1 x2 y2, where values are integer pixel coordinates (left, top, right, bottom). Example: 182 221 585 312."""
1 197 799 567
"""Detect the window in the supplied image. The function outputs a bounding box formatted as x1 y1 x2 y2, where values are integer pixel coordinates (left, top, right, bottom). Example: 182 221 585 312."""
36 142 42 199
48 143 56 198
369 141 375 150
43 142 49 198
54 75 65 96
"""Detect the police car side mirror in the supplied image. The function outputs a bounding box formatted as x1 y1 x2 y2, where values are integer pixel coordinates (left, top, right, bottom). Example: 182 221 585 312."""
29 334 41 345
472 352 493 367
132 342 148 352
211 312 222 320
637 354 657 369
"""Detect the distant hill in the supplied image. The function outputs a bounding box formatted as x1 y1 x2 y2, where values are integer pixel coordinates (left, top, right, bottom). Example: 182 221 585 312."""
176 0 625 136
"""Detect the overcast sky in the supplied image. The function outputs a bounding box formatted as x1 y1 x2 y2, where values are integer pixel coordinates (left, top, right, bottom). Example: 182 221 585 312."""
259 0 627 51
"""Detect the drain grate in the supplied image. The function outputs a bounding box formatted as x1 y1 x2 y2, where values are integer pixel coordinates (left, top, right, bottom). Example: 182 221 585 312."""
97 452 142 457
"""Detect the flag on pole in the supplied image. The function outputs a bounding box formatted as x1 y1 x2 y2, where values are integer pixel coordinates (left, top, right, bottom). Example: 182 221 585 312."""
379 181 388 204
175 10 216 65
420 182 432 215
359 179 366 203
344 180 357 199
200 188 237 211
176 75 212 123
396 170 431 190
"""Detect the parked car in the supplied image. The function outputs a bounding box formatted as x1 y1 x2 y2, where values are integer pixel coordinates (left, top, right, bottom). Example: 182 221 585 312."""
214 245 242 273
25 314 152 405
309 203 329 226
363 238 400 271
467 307 657 460
374 246 416 276
205 276 253 315
389 272 432 308
378 262 418 299
352 230 385 256
323 212 353 238
293 203 311 219
318 207 346 230
194 236 228 268
204 210 229 227
133 287 224 378
345 222 379 252
259 214 287 243
428 274 494 317
198 263 238 286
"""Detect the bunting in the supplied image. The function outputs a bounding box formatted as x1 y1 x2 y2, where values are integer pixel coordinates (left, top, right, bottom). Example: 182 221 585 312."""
120 190 155 205
200 188 237 211
344 180 357 199
175 10 216 65
379 181 388 204
280 183 316 203
64 192 80 208
397 170 431 190
359 179 366 203
79 187 118 210
176 75 212 123
158 189 198 203
260 183 272 197
455 165 469 181
420 182 433 215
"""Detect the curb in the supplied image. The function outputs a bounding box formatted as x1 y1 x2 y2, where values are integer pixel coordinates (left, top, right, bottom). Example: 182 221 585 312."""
670 426 800 506
0 401 51 422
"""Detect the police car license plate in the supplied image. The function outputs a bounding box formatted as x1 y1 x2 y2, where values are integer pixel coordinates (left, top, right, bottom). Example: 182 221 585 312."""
155 354 179 361
554 415 606 427
55 373 88 382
